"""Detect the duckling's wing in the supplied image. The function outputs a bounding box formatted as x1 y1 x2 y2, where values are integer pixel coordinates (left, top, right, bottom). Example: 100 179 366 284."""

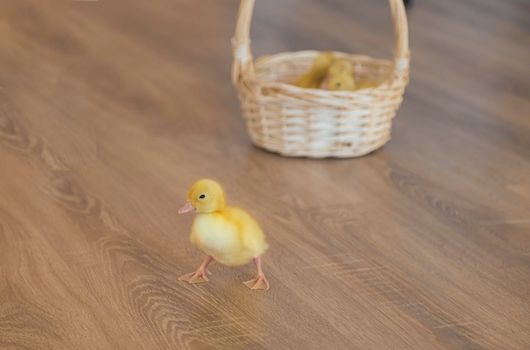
241 218 268 256
230 208 268 256
241 227 265 251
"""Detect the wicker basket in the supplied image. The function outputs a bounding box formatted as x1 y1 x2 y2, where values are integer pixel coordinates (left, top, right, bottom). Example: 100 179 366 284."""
231 0 410 158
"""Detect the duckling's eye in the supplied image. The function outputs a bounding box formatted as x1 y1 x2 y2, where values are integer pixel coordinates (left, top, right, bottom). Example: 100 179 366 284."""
198 194 206 200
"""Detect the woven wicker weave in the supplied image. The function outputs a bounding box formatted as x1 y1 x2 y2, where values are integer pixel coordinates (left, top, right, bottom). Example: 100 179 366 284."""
232 0 410 158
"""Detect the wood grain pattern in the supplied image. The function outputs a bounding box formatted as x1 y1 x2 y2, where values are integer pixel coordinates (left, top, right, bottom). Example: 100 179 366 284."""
0 0 529 349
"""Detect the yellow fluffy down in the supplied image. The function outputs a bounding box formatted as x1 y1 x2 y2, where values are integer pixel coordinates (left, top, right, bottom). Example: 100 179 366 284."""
190 207 268 266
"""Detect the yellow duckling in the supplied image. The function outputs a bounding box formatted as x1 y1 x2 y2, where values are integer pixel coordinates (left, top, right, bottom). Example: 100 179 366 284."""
178 179 270 290
328 59 353 76
294 52 335 89
322 59 356 91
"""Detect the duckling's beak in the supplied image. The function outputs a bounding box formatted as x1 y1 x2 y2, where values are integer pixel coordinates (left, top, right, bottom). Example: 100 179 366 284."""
178 202 195 214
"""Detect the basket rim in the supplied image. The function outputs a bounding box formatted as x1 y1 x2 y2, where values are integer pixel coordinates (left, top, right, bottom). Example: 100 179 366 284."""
255 50 394 67
242 50 403 97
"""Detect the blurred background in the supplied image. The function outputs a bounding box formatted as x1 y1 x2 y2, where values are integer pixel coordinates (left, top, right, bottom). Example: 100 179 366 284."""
0 1 529 349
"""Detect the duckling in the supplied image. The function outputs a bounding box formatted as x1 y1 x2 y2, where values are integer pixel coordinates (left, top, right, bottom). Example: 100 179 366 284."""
355 81 382 90
327 74 356 91
322 59 356 91
178 179 270 290
294 52 335 89
328 59 353 76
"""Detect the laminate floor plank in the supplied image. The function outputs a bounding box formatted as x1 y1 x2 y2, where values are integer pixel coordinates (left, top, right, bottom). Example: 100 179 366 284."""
1 0 529 349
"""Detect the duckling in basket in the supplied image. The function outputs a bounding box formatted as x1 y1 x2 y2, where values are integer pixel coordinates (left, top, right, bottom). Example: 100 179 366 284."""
321 59 356 91
294 52 335 89
178 179 270 290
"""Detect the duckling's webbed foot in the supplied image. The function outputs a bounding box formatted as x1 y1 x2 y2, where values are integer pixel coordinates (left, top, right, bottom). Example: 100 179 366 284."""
243 274 269 290
243 256 270 291
178 255 213 284
178 270 210 284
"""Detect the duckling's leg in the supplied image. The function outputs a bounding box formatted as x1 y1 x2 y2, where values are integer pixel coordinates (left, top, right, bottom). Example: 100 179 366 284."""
243 256 270 290
178 255 213 284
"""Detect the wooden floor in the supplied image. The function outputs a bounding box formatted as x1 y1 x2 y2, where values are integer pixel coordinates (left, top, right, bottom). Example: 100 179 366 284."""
1 0 529 349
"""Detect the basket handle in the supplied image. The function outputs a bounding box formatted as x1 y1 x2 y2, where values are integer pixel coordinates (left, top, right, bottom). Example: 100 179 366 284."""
232 0 410 84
